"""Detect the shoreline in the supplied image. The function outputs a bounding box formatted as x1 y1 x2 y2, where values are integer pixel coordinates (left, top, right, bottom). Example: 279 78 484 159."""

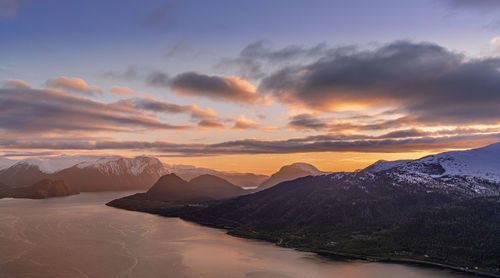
106 202 500 278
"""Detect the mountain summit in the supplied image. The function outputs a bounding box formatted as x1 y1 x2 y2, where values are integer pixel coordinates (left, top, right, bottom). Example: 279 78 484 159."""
257 162 328 191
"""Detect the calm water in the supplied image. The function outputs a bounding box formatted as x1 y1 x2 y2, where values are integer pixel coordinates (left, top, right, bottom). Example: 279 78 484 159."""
0 192 477 278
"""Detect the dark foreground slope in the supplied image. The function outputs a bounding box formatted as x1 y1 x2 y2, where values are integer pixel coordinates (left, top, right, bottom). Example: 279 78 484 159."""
108 171 500 276
0 179 79 199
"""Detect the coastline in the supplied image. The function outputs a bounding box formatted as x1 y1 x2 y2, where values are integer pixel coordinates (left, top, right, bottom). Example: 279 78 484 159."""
106 201 500 278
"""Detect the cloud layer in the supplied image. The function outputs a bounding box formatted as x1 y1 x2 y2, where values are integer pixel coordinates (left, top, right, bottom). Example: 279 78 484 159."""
260 41 500 125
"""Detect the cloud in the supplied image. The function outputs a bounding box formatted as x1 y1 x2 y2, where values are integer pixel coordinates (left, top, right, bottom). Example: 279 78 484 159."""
147 71 170 87
287 113 418 132
46 77 102 95
442 0 500 11
102 65 140 80
110 86 135 96
198 118 225 129
0 0 19 17
171 72 269 105
141 2 179 28
130 97 217 119
260 41 500 125
229 115 260 130
217 41 331 79
3 79 31 89
1 131 498 156
148 71 269 105
490 37 500 50
0 87 190 135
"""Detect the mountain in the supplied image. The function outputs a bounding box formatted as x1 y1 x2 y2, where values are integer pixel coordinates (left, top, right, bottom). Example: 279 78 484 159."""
0 156 169 191
0 179 78 199
107 142 500 276
144 173 210 202
257 162 328 191
364 142 500 196
55 156 168 191
0 162 49 187
189 174 248 199
177 169 499 275
0 157 15 170
165 164 268 188
108 174 251 210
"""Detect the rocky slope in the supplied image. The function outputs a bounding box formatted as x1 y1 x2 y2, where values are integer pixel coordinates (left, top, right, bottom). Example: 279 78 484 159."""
0 179 78 199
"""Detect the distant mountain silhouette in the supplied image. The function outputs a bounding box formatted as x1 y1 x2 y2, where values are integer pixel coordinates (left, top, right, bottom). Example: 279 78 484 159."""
108 173 251 210
145 174 211 202
257 162 327 191
166 164 268 188
190 174 248 199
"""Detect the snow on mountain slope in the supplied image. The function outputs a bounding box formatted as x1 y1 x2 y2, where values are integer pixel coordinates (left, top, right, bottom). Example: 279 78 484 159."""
12 155 100 173
419 143 500 181
76 156 168 176
365 142 500 184
0 157 15 170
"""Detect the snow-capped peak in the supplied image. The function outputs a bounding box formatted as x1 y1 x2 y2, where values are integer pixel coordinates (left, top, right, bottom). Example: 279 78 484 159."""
364 142 500 183
76 156 168 176
11 155 99 173
0 157 15 170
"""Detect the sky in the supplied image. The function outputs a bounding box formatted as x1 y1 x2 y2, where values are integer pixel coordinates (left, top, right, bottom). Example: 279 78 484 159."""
2 0 500 174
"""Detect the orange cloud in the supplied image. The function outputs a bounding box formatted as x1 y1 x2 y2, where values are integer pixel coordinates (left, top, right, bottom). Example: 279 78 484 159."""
110 86 135 95
4 79 31 89
230 115 260 129
46 76 102 95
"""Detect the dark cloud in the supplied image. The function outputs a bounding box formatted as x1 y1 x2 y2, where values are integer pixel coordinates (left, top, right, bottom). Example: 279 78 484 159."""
288 114 417 132
0 87 190 135
129 97 217 119
443 0 500 11
141 2 179 28
147 71 171 87
217 41 330 79
101 65 140 80
198 118 225 128
166 72 268 105
1 132 497 156
260 41 500 125
239 40 329 62
0 0 19 17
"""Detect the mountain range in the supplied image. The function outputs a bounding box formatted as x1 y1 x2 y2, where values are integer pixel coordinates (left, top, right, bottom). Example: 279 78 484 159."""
0 155 324 192
107 142 500 276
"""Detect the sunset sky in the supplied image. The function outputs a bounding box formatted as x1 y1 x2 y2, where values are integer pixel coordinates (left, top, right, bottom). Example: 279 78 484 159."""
2 0 500 174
